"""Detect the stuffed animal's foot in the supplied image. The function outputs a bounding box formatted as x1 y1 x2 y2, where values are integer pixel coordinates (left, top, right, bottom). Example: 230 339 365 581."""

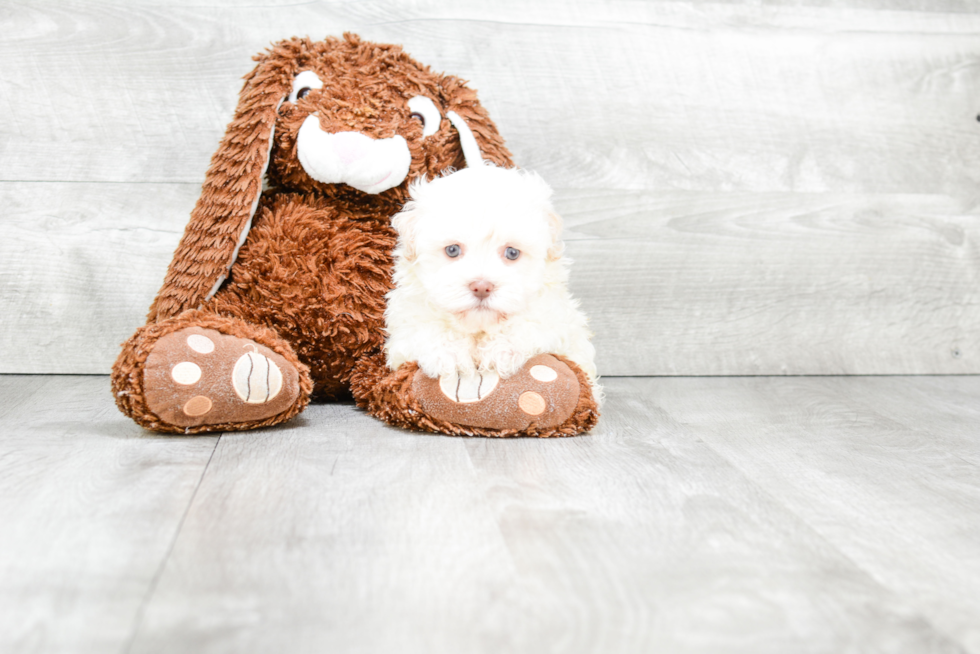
414 354 582 432
352 352 598 437
112 311 312 433
142 326 303 428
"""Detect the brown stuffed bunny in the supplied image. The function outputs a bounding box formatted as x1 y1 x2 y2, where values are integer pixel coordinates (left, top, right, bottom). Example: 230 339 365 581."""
111 33 599 437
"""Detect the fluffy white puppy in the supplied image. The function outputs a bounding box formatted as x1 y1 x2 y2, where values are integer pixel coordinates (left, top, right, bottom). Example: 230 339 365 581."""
385 164 600 401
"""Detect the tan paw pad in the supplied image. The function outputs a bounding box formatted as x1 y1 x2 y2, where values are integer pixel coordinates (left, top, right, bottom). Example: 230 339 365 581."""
232 351 283 404
438 370 499 403
529 365 558 382
171 361 202 385
143 327 301 428
186 334 215 354
518 391 546 415
183 395 213 417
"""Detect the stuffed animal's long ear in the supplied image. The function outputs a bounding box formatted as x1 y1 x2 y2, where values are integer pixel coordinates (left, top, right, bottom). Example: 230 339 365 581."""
446 111 483 169
147 50 294 322
440 76 514 169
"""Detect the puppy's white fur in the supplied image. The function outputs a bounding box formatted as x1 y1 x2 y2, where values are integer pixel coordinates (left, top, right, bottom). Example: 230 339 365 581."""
385 164 600 401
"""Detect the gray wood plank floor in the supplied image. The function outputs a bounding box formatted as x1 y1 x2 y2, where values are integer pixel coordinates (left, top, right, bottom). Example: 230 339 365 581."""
2 374 978 654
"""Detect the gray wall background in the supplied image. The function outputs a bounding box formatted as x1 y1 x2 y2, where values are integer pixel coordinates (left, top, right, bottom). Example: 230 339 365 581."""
2 0 978 375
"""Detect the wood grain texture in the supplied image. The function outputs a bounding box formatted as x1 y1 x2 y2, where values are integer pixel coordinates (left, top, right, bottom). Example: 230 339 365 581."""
0 182 189 373
3 181 977 376
4 0 980 375
560 189 980 375
118 375 970 653
4 373 980 652
0 375 218 654
2 1 979 191
651 375 980 652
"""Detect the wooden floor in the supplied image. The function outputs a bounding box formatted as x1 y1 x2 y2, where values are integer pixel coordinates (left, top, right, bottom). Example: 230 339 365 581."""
2 374 978 654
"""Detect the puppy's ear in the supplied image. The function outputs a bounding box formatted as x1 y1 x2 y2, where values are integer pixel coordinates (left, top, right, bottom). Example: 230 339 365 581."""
546 211 565 261
392 202 421 262
147 40 301 322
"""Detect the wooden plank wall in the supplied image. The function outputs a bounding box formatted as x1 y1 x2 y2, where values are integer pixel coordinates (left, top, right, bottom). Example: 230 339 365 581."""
1 0 979 375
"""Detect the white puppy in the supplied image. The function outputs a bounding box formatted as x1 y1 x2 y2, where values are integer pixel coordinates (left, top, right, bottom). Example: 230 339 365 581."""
385 164 600 401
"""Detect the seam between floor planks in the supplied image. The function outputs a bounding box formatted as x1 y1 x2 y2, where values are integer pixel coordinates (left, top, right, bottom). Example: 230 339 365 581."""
122 436 223 654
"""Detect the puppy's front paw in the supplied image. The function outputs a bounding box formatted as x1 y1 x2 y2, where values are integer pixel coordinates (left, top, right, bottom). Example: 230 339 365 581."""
478 342 527 379
416 346 477 380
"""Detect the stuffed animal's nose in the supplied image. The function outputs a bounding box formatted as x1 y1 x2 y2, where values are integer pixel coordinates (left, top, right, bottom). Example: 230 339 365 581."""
331 131 370 164
469 279 495 300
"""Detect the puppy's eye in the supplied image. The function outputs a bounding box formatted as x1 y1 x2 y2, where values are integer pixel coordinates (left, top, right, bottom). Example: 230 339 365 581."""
445 244 461 258
410 112 425 125
296 87 312 100
504 247 521 261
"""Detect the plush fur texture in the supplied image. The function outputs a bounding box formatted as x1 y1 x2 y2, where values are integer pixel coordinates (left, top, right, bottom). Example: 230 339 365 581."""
385 165 600 400
111 33 600 437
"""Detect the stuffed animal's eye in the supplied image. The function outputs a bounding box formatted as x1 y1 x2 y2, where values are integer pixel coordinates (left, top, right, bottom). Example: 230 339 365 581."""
289 70 323 103
445 244 461 258
504 247 521 261
407 96 441 137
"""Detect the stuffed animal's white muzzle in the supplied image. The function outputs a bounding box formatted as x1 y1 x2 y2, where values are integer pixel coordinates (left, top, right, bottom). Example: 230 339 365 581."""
297 114 411 194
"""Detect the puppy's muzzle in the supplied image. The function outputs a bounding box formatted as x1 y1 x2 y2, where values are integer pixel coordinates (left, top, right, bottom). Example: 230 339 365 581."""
297 114 411 194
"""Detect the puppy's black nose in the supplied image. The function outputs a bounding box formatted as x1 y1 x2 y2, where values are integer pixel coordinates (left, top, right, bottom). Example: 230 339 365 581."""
469 279 495 300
